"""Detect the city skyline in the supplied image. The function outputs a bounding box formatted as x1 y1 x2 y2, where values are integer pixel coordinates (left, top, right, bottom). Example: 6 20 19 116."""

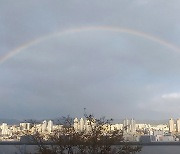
1 0 180 119
1 117 180 142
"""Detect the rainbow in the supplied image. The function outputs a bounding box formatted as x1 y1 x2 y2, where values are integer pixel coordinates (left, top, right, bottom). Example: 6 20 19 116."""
0 26 180 64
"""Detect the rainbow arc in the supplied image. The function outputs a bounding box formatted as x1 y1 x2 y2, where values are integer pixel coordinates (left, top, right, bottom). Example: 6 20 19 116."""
1 26 179 64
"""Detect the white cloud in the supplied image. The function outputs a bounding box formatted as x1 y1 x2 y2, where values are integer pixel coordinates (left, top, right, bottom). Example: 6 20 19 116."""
161 93 180 99
138 92 180 117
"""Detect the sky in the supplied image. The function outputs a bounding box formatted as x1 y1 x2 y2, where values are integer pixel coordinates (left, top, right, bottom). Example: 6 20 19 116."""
1 0 180 120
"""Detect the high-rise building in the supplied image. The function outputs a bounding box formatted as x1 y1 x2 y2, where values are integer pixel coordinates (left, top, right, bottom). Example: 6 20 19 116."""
20 122 31 130
20 123 27 130
85 119 92 132
176 119 180 132
1 123 8 135
130 118 136 133
169 118 175 133
79 118 84 132
74 118 79 132
47 120 53 133
123 118 130 133
123 118 136 134
26 123 31 130
42 120 47 132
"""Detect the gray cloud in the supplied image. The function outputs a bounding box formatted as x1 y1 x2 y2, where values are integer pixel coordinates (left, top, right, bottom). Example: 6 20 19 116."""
0 0 180 119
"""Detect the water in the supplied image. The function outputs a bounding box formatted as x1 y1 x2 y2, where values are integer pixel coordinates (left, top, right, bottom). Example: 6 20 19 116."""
0 145 180 154
139 146 180 154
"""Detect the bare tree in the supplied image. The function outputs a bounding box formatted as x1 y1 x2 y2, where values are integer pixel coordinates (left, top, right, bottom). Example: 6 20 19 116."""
22 114 141 154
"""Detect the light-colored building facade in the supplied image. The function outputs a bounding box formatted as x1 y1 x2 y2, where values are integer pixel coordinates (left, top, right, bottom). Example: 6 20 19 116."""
169 118 175 133
176 119 180 132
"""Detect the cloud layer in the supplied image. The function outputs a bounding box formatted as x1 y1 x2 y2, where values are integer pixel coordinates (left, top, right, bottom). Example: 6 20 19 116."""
0 0 180 120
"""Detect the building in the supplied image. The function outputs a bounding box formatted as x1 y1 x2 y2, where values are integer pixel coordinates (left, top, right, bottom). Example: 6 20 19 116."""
1 123 9 135
79 118 84 132
42 120 47 132
169 118 175 133
176 119 180 132
20 123 31 130
130 118 136 133
73 118 79 132
139 135 156 143
123 118 129 133
123 118 136 134
47 120 53 133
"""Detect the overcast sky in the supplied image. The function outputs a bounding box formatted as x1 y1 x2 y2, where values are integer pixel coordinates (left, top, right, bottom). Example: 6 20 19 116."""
1 0 180 120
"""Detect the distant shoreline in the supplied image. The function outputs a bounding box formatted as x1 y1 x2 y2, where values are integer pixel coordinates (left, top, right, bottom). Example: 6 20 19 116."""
0 141 180 146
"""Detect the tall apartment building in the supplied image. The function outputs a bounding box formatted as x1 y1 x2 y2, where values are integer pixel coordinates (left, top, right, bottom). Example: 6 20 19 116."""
123 118 136 134
176 119 180 132
47 120 53 133
42 120 47 132
73 118 79 132
169 118 175 133
130 118 136 133
79 118 84 132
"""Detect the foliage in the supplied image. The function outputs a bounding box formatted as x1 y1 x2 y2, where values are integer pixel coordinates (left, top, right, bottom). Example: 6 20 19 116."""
26 115 141 154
